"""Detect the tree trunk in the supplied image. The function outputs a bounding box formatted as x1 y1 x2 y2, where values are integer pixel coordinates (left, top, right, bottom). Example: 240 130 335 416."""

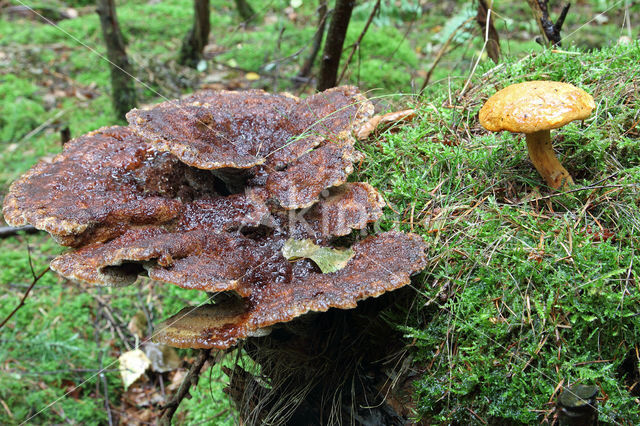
317 0 355 91
96 0 136 121
296 1 328 85
179 0 211 68
476 0 501 64
234 0 256 23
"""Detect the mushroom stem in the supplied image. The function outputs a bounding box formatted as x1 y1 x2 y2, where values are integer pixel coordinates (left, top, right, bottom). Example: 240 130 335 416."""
525 130 574 190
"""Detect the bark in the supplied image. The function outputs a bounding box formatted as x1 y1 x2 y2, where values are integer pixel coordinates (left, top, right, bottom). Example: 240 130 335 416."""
317 0 355 91
96 0 137 121
179 0 211 68
234 0 256 23
526 0 571 47
296 1 328 85
476 0 501 63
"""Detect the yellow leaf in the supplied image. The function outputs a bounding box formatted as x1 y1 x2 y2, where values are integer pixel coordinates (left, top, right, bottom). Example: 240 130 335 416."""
118 349 150 390
282 239 354 273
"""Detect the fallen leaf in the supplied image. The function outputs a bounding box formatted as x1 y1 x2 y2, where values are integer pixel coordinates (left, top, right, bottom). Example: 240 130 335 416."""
355 109 416 140
119 349 151 390
128 310 148 339
282 239 354 273
355 116 382 141
378 109 416 126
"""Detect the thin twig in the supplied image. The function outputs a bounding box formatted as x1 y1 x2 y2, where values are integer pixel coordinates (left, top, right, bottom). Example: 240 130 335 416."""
514 177 633 205
476 0 501 63
159 349 212 426
0 266 50 330
19 108 68 142
136 289 155 337
337 0 380 85
421 16 474 91
94 295 134 350
458 7 493 99
296 1 329 84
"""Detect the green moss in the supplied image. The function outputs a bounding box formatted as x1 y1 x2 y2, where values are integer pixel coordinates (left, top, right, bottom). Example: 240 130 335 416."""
1 2 639 423
354 43 640 423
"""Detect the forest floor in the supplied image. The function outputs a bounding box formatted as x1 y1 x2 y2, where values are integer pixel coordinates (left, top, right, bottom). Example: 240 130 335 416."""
1 0 639 424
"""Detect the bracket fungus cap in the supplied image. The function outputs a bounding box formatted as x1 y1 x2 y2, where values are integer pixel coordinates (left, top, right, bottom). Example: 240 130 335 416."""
2 126 188 246
153 231 427 349
49 182 386 291
127 86 372 171
3 86 426 352
126 86 373 209
479 81 595 189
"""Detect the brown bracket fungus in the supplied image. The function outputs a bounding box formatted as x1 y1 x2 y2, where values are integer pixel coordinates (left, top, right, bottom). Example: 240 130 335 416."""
127 85 373 208
155 231 426 349
479 81 595 190
3 86 427 352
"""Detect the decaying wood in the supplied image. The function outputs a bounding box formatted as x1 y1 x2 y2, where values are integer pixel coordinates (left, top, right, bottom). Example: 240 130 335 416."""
317 0 355 91
526 0 571 47
96 0 137 120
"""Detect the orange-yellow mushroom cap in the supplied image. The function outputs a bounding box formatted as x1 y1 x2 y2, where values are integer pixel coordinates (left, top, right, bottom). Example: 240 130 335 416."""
479 81 595 134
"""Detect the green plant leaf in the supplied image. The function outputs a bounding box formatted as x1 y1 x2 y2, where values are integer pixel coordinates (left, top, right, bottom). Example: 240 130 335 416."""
282 239 354 274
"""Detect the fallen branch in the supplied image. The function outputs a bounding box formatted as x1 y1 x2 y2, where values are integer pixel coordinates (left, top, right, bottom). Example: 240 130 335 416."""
158 349 211 425
526 0 571 47
0 225 39 239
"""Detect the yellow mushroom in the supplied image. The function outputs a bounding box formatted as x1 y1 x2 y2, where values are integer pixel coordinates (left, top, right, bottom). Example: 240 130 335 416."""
479 81 595 190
